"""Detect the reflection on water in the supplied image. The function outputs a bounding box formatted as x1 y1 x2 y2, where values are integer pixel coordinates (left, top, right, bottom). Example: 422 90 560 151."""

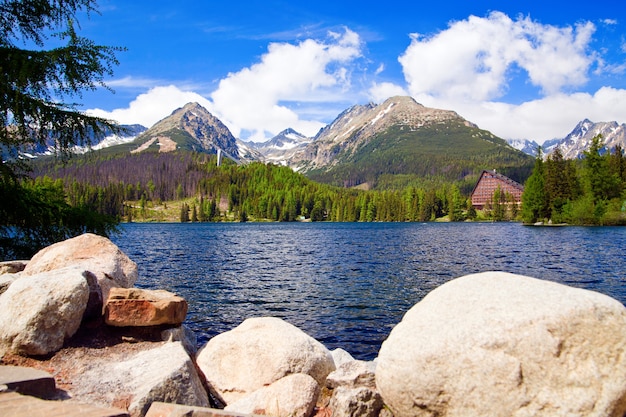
112 222 626 360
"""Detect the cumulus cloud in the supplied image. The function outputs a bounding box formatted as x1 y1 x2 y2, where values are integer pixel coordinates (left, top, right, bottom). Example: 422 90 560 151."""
88 28 363 140
369 82 408 103
411 87 626 142
399 12 595 101
396 11 626 142
88 85 213 127
210 28 363 140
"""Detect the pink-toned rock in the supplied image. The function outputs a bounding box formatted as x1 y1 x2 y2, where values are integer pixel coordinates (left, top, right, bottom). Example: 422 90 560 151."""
104 287 188 327
22 233 138 305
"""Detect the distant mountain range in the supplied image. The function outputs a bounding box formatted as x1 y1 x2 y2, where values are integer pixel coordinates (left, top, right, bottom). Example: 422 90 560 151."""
24 96 626 189
40 97 534 188
248 128 310 165
506 119 626 159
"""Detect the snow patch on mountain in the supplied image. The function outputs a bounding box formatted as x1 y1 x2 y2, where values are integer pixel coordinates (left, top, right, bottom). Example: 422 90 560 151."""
546 119 626 159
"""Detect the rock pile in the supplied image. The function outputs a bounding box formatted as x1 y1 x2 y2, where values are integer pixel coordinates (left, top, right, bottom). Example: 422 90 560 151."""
3 236 626 417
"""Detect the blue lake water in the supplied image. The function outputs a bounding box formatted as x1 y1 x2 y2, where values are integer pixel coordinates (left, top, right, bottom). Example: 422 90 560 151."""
111 222 626 360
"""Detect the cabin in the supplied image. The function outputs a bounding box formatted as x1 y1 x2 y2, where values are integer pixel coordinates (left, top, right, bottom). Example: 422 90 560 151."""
470 170 524 210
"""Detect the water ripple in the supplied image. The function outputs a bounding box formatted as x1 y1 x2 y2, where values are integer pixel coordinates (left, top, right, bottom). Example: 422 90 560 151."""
113 222 626 360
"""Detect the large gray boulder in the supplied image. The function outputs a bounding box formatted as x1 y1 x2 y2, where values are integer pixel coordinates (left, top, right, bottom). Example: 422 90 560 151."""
225 373 320 417
22 233 138 305
196 316 335 405
376 271 626 417
73 341 209 417
0 267 89 356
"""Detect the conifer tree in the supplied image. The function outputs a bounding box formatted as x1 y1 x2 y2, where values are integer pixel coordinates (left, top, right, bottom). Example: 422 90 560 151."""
0 0 123 259
521 148 548 223
1 0 124 179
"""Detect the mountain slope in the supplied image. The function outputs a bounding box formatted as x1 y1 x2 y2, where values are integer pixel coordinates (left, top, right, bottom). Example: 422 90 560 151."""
506 138 540 157
546 119 626 159
248 128 311 164
125 102 244 161
290 96 533 188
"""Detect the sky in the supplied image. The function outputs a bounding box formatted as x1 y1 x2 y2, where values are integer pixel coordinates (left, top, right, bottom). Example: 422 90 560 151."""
73 0 626 144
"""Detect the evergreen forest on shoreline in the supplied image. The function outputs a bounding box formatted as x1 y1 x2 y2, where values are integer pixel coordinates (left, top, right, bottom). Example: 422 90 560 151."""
3 134 626 260
28 134 626 227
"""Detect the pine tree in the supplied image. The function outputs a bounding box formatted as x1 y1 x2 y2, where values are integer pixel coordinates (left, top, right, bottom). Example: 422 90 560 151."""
1 0 124 179
180 203 190 222
522 148 548 223
583 135 621 203
1 0 123 258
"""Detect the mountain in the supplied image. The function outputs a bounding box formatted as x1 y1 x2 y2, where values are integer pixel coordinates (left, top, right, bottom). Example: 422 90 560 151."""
288 96 533 188
248 128 311 165
541 138 562 155
546 119 626 159
15 123 147 158
505 138 540 157
125 102 248 162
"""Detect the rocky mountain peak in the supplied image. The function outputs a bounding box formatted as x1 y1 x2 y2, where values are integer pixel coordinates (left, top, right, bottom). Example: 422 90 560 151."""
291 96 476 169
548 119 626 159
133 102 240 160
249 128 311 165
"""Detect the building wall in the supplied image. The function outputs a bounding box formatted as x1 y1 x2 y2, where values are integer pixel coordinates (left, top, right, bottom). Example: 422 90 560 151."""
471 171 524 209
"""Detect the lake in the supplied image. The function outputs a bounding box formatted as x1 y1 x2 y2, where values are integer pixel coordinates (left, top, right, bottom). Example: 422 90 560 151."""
111 222 626 360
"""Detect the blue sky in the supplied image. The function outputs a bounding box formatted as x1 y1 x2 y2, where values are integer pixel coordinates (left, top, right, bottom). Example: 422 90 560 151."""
76 0 626 144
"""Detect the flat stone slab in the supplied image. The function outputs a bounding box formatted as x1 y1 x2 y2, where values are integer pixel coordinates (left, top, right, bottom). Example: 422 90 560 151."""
0 365 56 398
0 392 128 417
104 288 188 327
146 402 263 417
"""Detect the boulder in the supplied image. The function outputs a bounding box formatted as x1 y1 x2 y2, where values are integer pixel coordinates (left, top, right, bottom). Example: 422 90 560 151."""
327 360 381 417
0 267 89 356
196 317 335 404
0 261 27 296
161 325 198 356
22 233 138 304
72 341 209 417
326 360 376 390
376 271 626 417
329 386 383 417
0 260 27 275
331 348 355 368
225 373 319 417
104 287 187 327
0 273 18 295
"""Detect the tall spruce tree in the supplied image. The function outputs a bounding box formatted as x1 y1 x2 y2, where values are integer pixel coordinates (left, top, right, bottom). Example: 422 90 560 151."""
521 148 548 223
1 0 123 259
583 135 621 203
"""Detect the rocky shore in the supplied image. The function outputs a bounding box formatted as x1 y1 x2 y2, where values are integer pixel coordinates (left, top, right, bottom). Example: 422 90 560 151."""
2 234 626 417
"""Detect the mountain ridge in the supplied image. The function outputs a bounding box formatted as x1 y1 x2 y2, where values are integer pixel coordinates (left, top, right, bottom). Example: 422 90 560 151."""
547 119 626 159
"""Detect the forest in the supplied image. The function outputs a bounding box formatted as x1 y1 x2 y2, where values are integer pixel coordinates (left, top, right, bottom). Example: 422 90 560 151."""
24 133 626 229
31 150 482 224
521 135 626 226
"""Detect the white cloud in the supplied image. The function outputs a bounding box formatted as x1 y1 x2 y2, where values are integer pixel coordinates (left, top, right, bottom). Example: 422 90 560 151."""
368 82 408 103
395 11 626 143
87 85 213 127
414 87 626 142
86 29 363 140
210 28 363 140
399 12 596 101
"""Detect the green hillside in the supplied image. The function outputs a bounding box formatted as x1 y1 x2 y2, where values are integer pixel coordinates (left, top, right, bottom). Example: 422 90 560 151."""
306 121 534 192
